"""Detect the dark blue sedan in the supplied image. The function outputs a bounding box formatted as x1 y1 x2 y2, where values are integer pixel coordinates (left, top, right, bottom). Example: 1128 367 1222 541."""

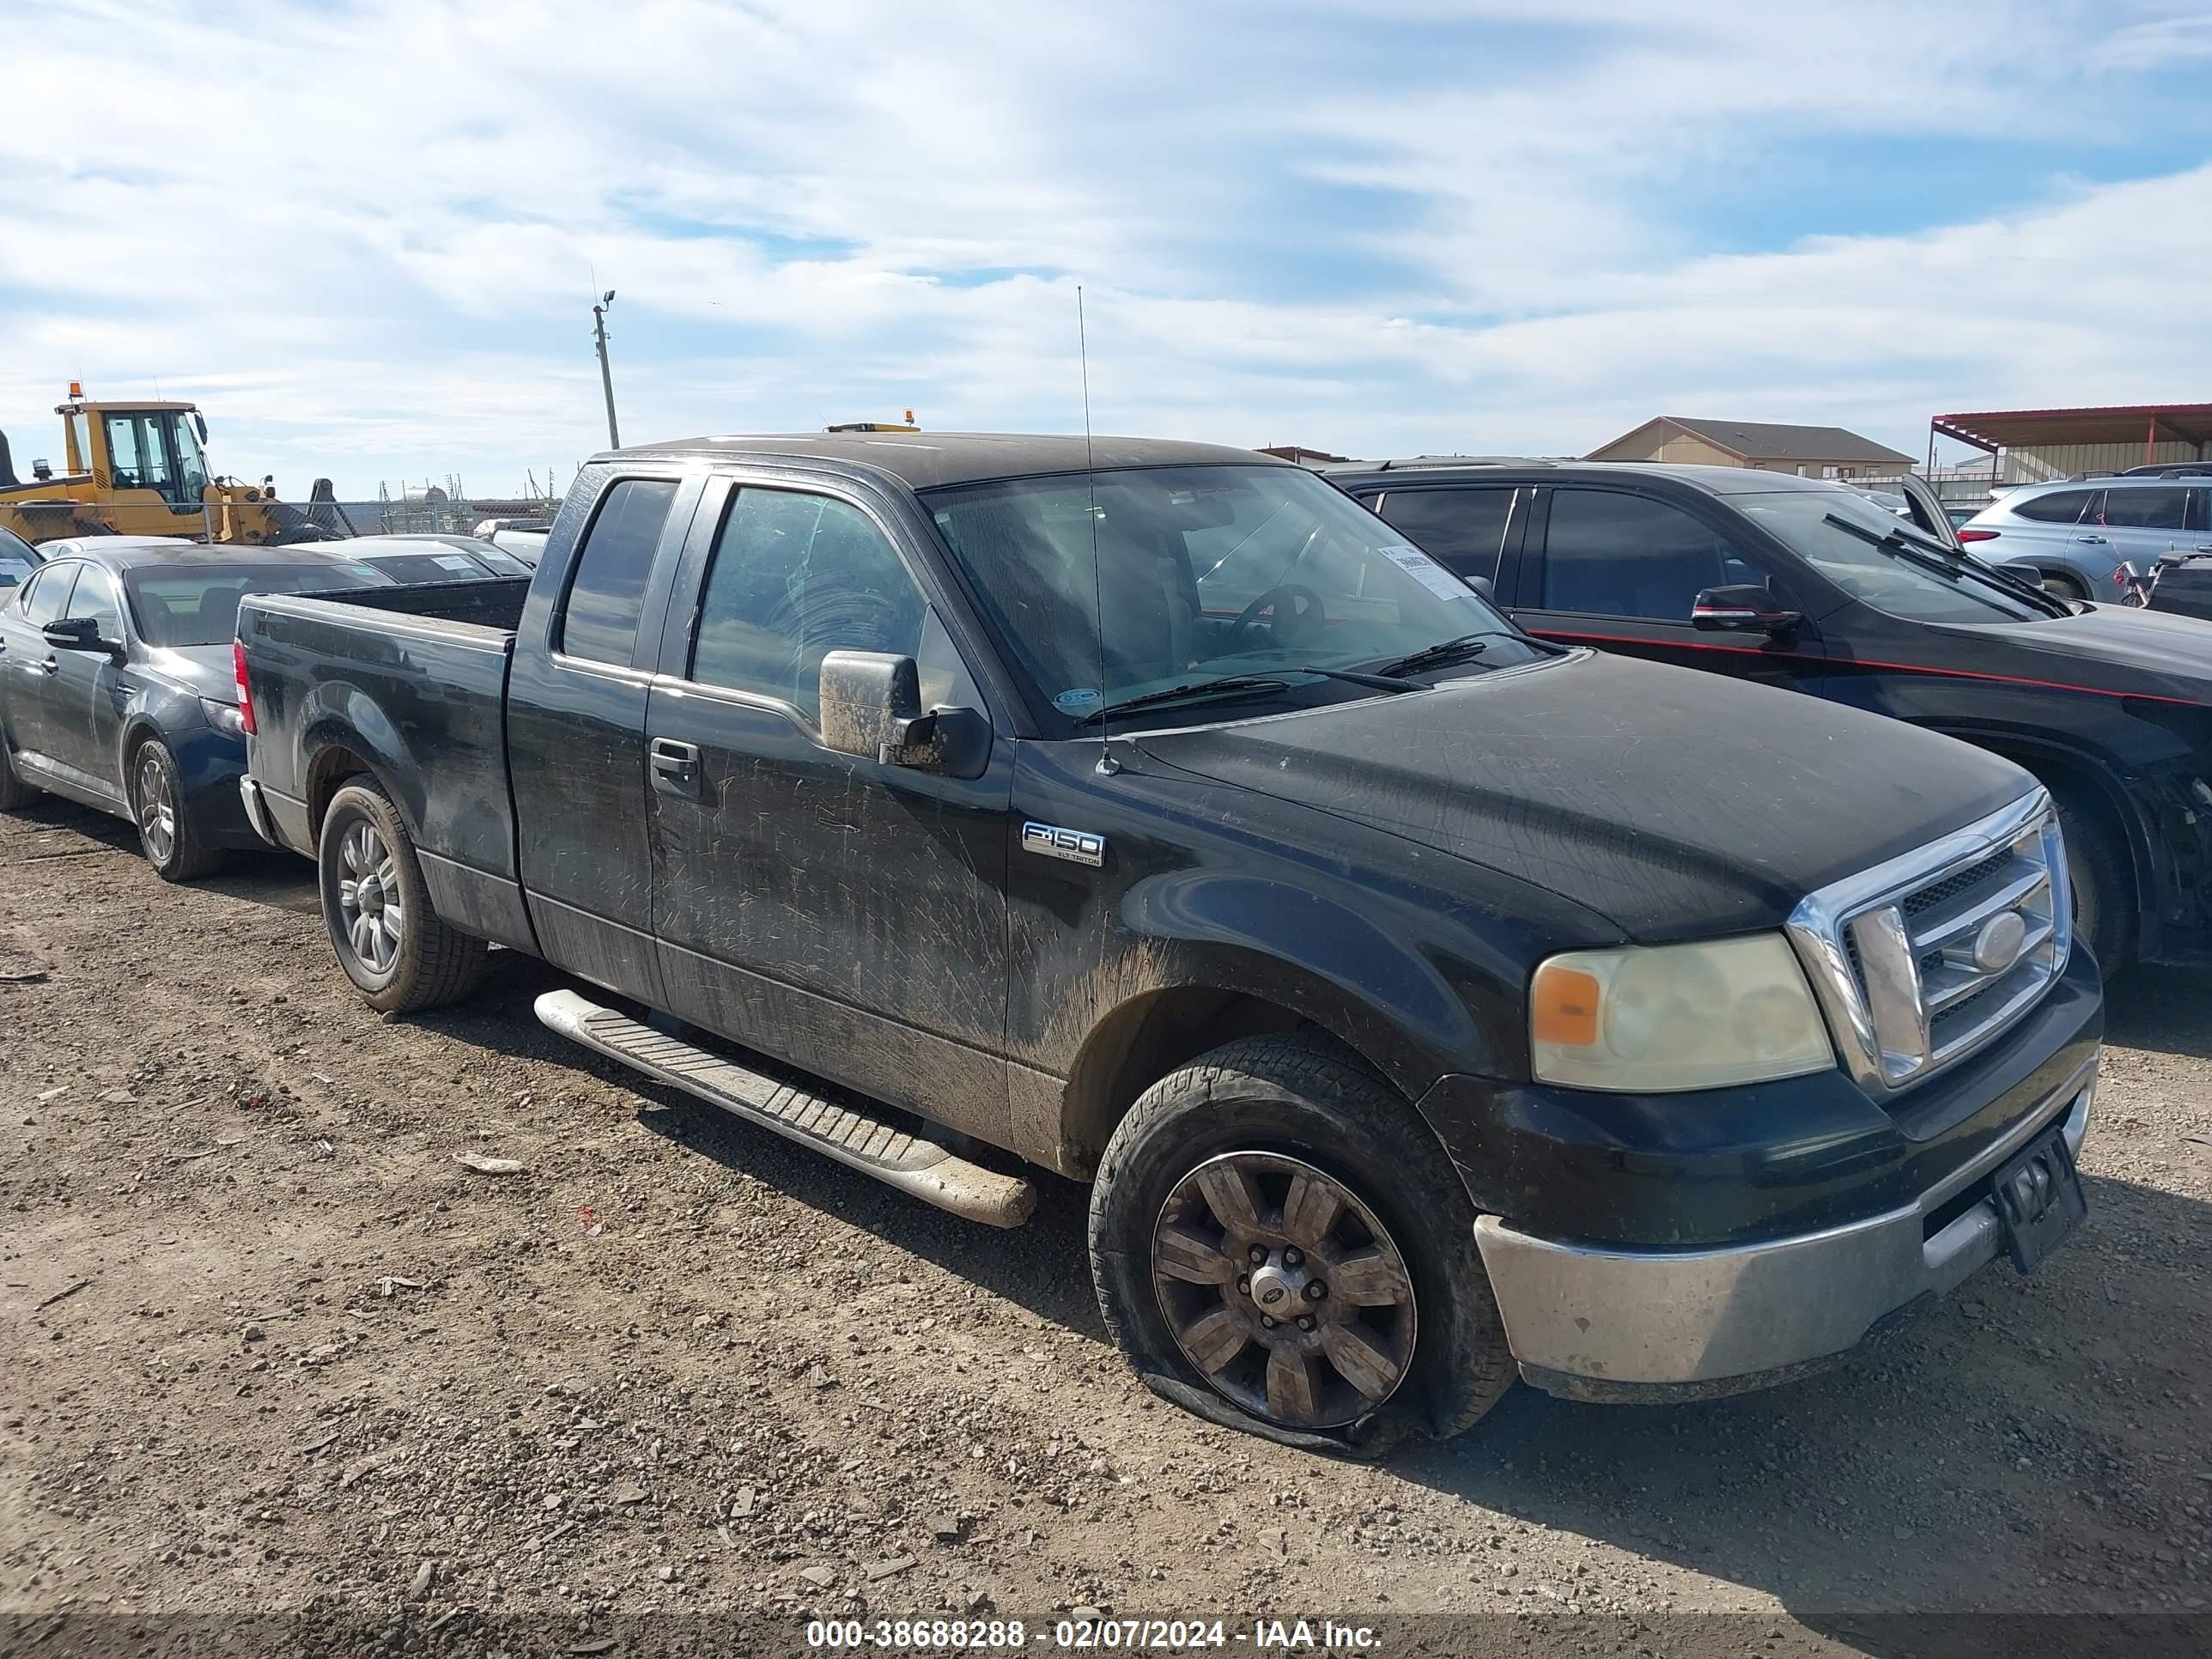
0 539 394 880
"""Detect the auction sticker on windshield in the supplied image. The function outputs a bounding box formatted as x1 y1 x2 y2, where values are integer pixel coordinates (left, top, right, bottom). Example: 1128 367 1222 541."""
1378 543 1474 601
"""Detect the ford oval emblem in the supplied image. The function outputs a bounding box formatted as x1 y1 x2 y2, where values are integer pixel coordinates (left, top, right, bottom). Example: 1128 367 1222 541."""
1971 910 2030 975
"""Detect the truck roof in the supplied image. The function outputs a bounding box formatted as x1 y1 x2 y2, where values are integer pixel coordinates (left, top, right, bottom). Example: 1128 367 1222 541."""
1327 460 1856 497
605 431 1283 491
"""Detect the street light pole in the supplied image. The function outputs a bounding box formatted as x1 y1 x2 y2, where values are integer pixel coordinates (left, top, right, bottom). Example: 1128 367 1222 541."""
591 289 622 450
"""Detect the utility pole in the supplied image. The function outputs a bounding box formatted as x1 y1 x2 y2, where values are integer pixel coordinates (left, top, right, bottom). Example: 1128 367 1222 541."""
591 290 622 449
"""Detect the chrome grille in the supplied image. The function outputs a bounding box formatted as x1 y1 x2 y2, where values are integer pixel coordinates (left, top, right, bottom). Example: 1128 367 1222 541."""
1785 793 2070 1095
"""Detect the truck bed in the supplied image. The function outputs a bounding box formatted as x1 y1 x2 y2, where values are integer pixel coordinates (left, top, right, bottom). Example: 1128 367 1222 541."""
237 578 532 945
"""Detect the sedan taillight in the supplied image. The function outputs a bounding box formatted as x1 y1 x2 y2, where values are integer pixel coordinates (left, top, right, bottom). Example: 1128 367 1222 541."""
1956 528 2000 543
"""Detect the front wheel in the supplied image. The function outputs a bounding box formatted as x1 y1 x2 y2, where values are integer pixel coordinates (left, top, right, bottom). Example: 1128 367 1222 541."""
2055 790 2132 975
1088 1034 1515 1449
131 739 222 881
317 778 487 1012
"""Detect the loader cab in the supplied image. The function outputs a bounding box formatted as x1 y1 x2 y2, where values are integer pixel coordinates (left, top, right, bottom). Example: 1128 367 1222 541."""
66 400 212 509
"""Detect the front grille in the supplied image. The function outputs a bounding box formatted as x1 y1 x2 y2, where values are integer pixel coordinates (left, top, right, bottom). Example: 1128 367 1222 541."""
1786 793 2069 1095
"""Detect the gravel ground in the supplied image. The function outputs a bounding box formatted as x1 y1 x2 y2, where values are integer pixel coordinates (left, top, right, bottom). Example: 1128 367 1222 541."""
1 794 2207 1657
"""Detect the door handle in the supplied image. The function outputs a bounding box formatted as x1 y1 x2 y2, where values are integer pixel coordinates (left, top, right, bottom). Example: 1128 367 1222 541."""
2075 534 2107 545
35 657 58 676
649 738 701 797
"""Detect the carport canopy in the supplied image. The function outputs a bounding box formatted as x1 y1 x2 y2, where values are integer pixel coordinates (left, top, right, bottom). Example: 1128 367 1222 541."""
1932 403 2212 454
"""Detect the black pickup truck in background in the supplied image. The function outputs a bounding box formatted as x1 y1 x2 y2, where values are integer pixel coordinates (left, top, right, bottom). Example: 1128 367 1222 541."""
238 433 2100 1449
1331 459 2212 973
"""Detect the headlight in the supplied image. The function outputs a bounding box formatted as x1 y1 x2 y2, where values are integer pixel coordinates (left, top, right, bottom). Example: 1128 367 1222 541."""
200 697 246 738
1530 933 1835 1092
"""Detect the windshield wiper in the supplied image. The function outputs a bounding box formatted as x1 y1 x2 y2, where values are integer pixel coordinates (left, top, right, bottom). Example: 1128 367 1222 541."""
1820 512 2062 611
1370 633 1492 679
1071 675 1292 726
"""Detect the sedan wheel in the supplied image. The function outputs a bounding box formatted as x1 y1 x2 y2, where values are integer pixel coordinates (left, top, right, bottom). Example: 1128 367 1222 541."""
134 751 177 865
1152 1150 1418 1431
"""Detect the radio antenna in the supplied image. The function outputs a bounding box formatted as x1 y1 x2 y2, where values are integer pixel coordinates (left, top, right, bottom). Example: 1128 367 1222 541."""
1079 283 1117 776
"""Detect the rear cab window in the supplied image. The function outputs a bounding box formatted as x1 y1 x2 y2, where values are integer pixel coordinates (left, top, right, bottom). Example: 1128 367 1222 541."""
558 479 681 666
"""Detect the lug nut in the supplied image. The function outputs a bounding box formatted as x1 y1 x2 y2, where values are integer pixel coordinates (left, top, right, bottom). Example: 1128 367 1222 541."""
1259 1316 1278 1330
1283 1248 1303 1268
1297 1316 1316 1333
1305 1281 1327 1301
1249 1245 1267 1266
1237 1274 1251 1297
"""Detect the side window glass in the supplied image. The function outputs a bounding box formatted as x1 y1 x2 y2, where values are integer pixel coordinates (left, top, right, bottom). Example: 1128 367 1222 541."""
70 568 125 641
2191 488 2212 534
1377 488 1517 580
1539 491 1737 621
23 565 79 627
2101 487 2188 531
558 478 679 666
2012 489 2096 525
690 490 926 723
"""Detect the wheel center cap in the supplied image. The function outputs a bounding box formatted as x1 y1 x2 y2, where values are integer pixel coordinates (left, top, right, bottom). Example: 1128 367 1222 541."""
359 879 383 917
1249 1257 1307 1311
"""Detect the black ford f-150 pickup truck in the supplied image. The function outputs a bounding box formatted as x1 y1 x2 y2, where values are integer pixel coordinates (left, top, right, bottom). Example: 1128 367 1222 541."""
237 433 2101 1449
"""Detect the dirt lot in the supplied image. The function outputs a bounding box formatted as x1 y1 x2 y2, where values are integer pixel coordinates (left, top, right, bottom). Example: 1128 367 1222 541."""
2 793 2208 1657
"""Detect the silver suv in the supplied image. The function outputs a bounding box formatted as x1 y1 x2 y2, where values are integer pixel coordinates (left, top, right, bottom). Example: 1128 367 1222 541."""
1959 473 2212 601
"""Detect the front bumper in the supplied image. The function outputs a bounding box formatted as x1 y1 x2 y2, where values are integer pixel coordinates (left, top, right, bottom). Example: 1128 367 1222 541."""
1474 1052 2097 1400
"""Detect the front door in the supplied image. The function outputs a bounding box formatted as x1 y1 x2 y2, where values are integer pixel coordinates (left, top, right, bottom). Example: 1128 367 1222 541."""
0 561 82 772
39 562 129 797
1509 485 1820 693
643 481 1014 1146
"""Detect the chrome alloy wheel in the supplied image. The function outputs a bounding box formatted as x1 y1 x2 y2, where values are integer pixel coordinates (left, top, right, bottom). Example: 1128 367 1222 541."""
134 751 176 864
1152 1151 1418 1430
335 820 404 975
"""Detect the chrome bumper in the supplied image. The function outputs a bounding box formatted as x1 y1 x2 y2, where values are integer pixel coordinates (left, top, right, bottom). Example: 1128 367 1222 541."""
1473 1052 2098 1396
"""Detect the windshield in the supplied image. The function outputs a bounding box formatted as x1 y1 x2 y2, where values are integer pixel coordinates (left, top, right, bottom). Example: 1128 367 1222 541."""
1737 490 2055 624
362 550 501 583
124 561 390 647
924 464 1542 731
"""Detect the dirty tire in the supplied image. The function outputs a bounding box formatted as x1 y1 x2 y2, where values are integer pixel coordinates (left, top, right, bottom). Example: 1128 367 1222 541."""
2040 570 2090 604
317 777 487 1013
0 728 36 811
1089 1033 1515 1448
2054 788 2132 975
130 738 222 882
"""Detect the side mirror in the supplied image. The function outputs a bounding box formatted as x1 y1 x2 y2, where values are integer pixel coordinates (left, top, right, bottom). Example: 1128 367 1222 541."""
1464 574 1497 602
818 650 993 778
1691 584 1800 636
1995 558 2048 587
192 413 209 445
43 616 117 654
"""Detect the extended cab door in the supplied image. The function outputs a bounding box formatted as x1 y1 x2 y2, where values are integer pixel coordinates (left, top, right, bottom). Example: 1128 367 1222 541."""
1508 484 1820 692
641 477 1015 1146
507 467 702 1005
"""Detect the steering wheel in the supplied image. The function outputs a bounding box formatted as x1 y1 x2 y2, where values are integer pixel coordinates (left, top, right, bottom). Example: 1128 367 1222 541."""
1229 583 1328 650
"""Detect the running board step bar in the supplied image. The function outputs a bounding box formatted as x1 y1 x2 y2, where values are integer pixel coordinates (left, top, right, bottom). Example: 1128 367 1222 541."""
534 989 1036 1228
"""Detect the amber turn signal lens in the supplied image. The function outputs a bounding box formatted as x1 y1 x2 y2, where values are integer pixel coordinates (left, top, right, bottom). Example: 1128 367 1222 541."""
1530 963 1601 1047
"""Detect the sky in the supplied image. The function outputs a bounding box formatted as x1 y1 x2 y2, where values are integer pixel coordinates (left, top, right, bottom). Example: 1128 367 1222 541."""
3 0 2210 499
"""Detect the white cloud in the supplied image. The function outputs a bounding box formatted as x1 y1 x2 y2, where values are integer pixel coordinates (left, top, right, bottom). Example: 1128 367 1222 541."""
1 0 2208 494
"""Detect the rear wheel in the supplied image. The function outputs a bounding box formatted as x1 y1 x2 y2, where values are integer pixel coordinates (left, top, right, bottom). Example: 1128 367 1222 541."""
0 728 36 811
317 778 486 1012
1088 1034 1515 1448
130 739 222 882
2040 571 2090 604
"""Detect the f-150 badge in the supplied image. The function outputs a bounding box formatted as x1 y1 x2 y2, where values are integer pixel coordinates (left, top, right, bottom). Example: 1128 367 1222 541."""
1022 821 1105 867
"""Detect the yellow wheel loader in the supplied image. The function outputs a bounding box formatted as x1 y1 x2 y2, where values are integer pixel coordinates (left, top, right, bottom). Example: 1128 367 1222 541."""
0 385 340 547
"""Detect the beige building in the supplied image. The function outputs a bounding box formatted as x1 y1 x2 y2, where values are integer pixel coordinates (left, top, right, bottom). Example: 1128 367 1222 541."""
1585 416 1913 478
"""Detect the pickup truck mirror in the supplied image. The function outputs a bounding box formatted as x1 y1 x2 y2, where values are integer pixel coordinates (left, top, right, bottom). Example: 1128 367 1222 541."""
1691 584 1800 637
1464 574 1497 603
44 616 119 656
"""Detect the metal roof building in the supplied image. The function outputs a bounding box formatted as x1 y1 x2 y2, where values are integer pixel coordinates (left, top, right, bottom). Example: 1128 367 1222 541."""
1929 403 2212 480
